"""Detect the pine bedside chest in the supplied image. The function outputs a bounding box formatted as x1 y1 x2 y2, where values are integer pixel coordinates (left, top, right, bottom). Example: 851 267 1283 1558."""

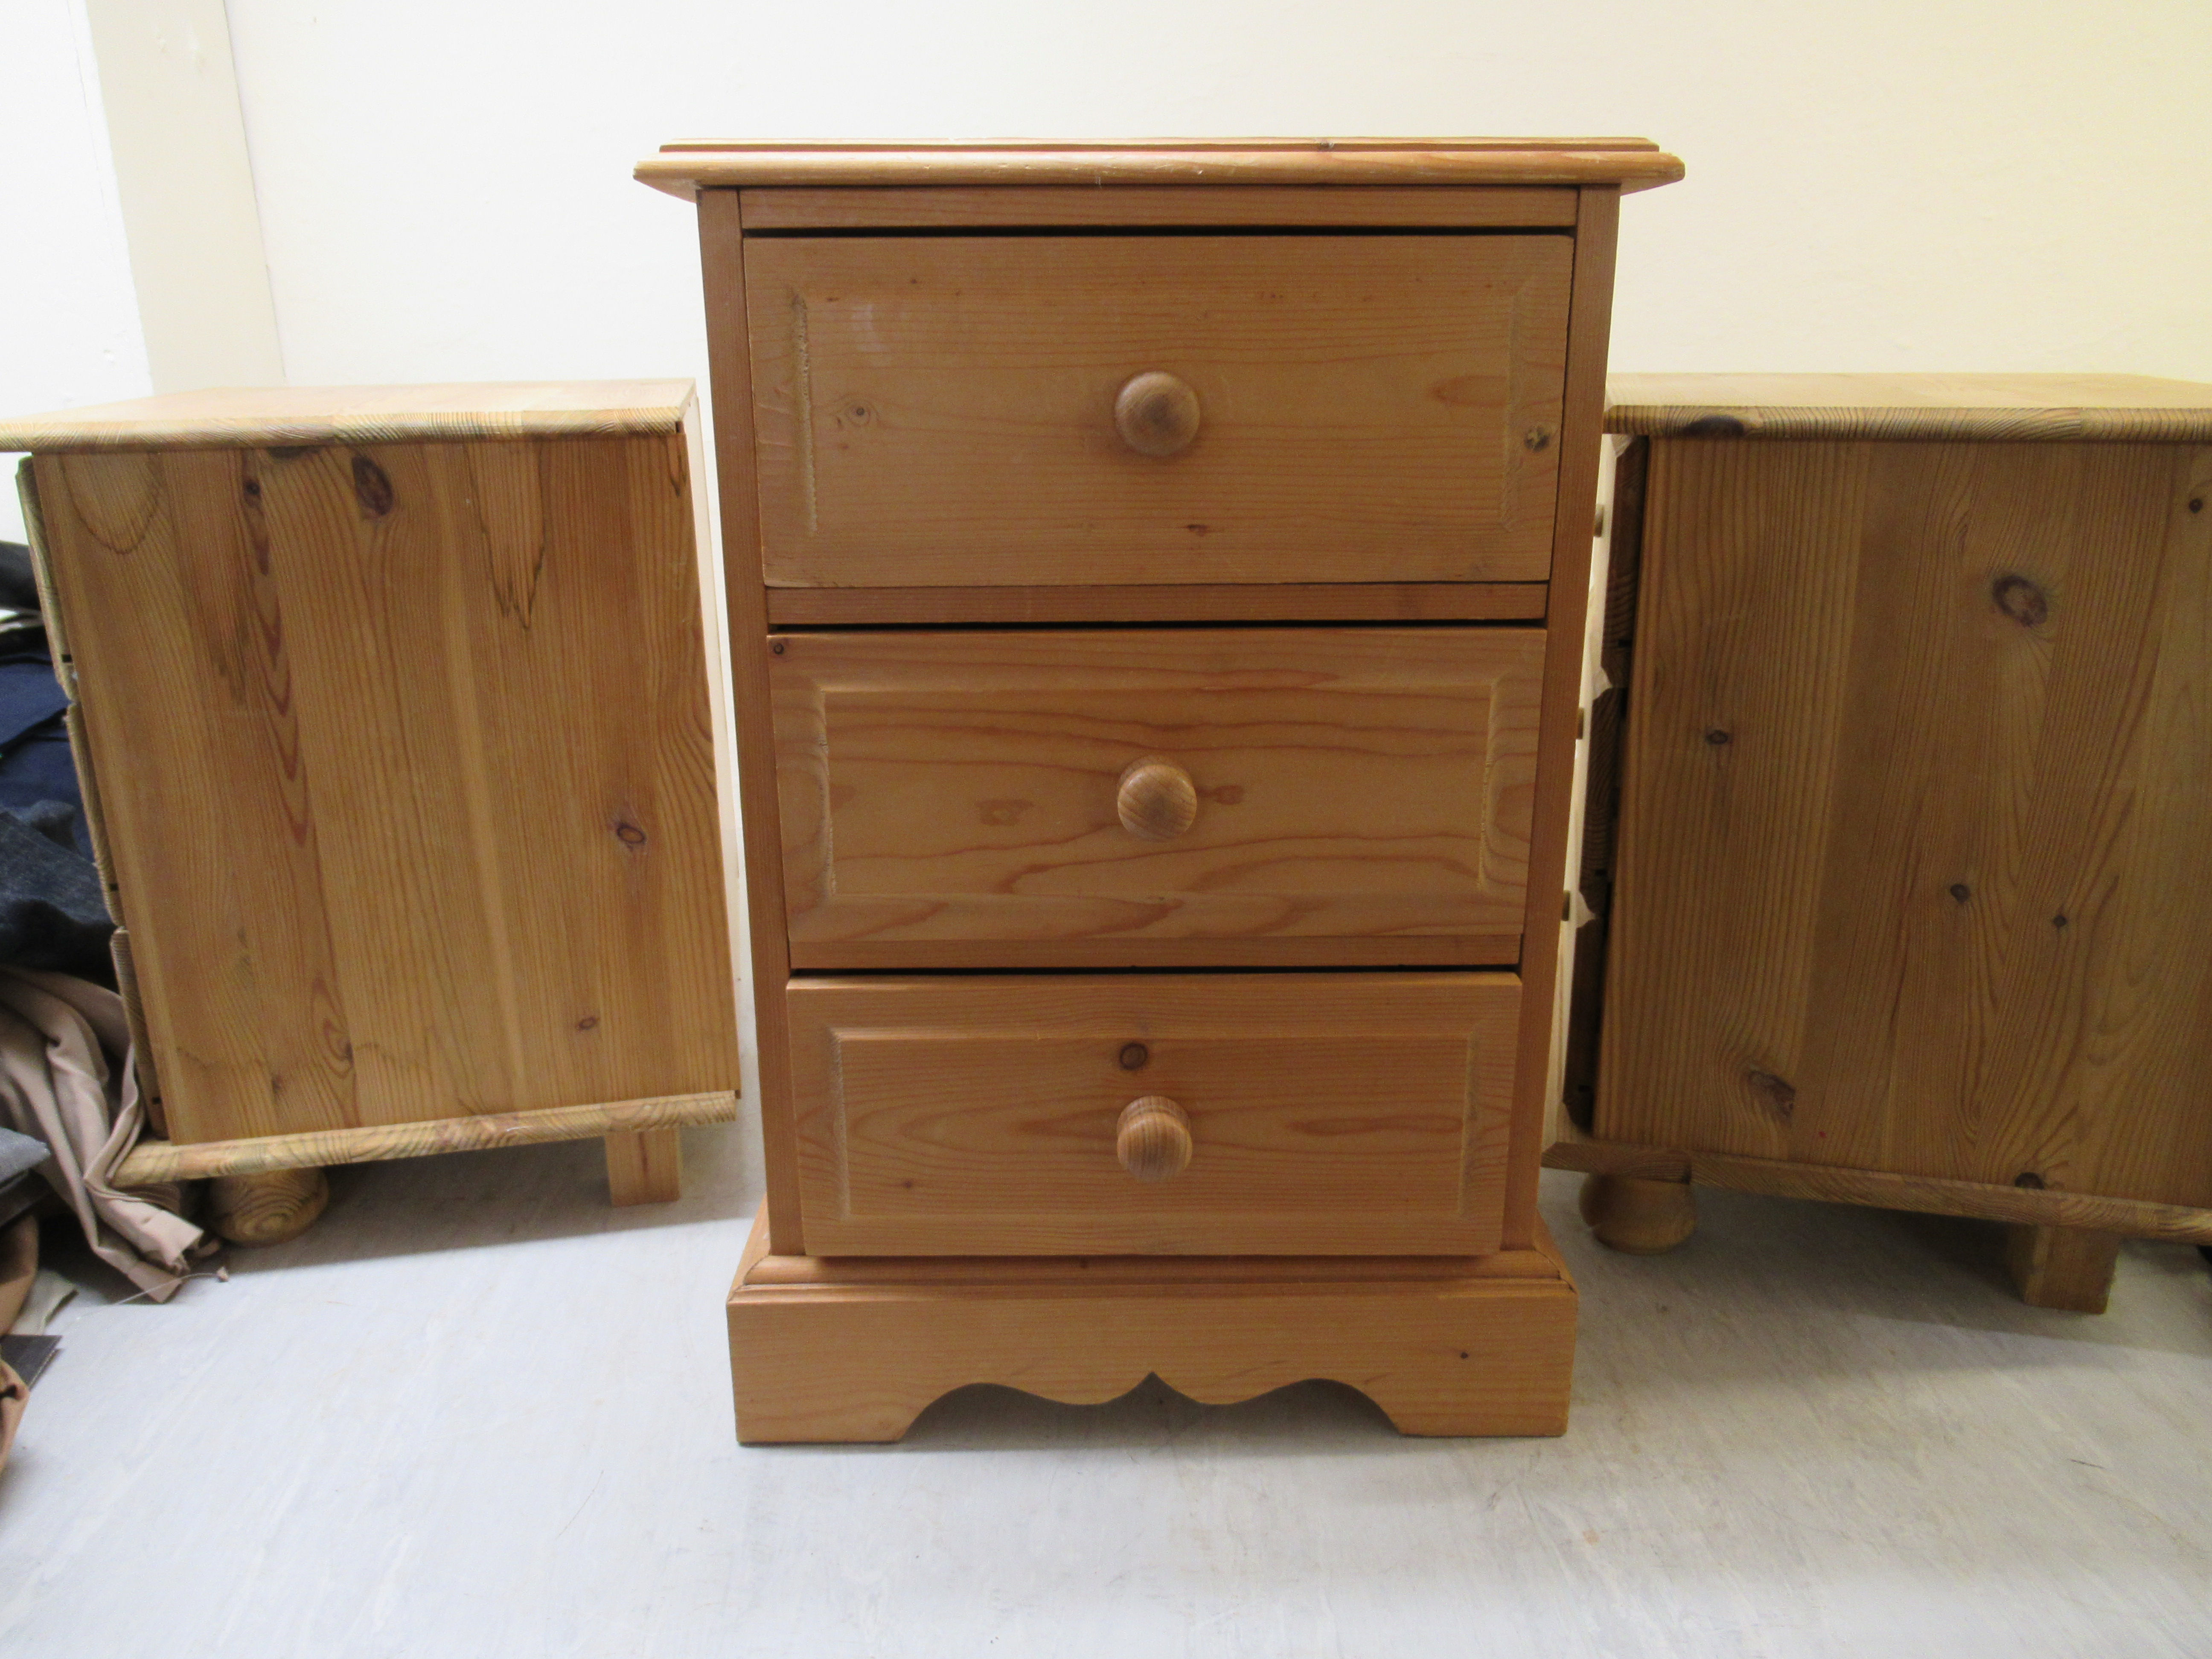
638 138 1683 1441
1553 374 2212 1315
1 384 743 1243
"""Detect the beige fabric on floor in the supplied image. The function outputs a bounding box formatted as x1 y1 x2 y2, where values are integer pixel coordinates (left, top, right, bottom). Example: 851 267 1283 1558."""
0 968 200 1299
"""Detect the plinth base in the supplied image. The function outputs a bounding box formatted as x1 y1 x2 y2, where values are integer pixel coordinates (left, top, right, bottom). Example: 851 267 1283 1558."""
725 1214 1578 1443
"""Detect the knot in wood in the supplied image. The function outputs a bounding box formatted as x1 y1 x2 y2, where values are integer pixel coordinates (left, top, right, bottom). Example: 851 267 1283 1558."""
1746 1069 1796 1121
1991 573 2049 628
351 454 395 518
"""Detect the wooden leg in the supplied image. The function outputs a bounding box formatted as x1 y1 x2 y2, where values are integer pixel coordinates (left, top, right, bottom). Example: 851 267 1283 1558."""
207 1167 329 1246
0 1213 37 1333
2005 1224 2121 1313
1578 1172 1697 1254
605 1128 683 1207
725 1212 1579 1444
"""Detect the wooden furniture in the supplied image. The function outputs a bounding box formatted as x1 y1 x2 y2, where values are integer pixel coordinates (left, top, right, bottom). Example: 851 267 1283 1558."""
642 137 1682 1440
1552 374 2212 1313
1 384 744 1240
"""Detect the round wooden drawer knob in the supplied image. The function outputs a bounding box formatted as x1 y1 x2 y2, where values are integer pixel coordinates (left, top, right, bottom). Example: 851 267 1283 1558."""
1117 1095 1192 1182
1117 755 1199 841
1114 372 1201 457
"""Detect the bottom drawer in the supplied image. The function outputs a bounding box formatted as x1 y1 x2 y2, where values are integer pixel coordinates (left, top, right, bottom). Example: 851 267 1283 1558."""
786 973 1520 1256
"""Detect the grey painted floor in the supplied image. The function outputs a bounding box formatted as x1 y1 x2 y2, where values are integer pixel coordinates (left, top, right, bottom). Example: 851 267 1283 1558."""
2 1124 2208 1658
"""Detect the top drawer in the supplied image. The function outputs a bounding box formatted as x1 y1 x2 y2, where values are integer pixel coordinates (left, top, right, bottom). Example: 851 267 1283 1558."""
742 234 1572 587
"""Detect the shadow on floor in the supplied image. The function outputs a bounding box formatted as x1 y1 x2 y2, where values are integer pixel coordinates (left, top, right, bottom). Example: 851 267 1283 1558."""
1549 1173 2212 1366
44 1122 761 1307
797 1375 1415 1455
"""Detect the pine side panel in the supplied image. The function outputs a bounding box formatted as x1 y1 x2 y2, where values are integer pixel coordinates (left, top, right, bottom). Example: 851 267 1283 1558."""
1500 186 1618 1246
699 187 806 1252
35 450 357 1142
32 434 739 1145
1599 437 2212 1210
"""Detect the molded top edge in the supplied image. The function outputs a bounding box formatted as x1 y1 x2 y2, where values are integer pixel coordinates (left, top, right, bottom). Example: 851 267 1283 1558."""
637 137 1684 198
1606 373 2212 442
0 381 695 453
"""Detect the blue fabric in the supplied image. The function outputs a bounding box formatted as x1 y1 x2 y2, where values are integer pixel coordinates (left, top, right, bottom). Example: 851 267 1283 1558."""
0 548 109 975
0 659 66 753
0 722 88 861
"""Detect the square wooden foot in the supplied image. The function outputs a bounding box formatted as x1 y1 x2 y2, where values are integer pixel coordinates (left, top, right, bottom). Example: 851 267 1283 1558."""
2005 1223 2121 1313
605 1128 683 1206
725 1213 1579 1444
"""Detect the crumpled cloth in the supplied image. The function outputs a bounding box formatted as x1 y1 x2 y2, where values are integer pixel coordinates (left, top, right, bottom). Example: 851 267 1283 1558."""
0 966 201 1299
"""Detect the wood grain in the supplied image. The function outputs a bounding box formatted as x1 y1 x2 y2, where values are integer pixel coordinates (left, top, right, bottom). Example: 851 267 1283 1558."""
0 381 695 453
22 462 166 1132
1575 1171 1695 1254
698 189 806 1253
1115 1095 1193 1181
727 1209 1577 1442
738 185 1580 230
786 937 1522 970
1538 1119 1692 1181
605 1127 684 1206
738 1239 1570 1287
1606 373 2212 443
114 1091 739 1184
1502 186 1620 1248
785 974 1521 1256
2005 1224 2121 1313
770 628 1542 965
207 1167 329 1246
744 234 1571 586
640 136 1684 199
1599 436 2212 1213
33 426 739 1148
1542 1128 2212 1243
763 582 1550 626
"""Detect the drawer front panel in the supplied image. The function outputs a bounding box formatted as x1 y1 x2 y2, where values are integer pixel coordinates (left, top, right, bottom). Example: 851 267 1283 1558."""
772 628 1543 968
787 974 1520 1255
744 234 1571 585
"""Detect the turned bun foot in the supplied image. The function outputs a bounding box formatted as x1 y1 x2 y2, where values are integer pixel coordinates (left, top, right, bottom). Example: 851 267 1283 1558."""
1578 1173 1696 1254
207 1167 329 1246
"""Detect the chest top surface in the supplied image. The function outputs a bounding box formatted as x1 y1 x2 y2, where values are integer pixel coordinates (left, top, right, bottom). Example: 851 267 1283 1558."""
1606 373 2212 443
0 381 695 454
636 136 1683 198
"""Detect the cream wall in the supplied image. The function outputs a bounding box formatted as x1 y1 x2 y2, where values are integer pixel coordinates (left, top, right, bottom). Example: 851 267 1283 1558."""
83 0 283 396
215 0 2211 390
1 0 278 541
0 0 151 540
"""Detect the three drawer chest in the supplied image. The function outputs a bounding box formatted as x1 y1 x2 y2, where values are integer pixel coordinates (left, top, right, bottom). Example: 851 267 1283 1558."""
638 138 1683 1441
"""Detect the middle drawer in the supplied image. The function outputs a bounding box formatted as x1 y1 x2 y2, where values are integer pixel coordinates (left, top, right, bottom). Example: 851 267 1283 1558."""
771 627 1544 969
